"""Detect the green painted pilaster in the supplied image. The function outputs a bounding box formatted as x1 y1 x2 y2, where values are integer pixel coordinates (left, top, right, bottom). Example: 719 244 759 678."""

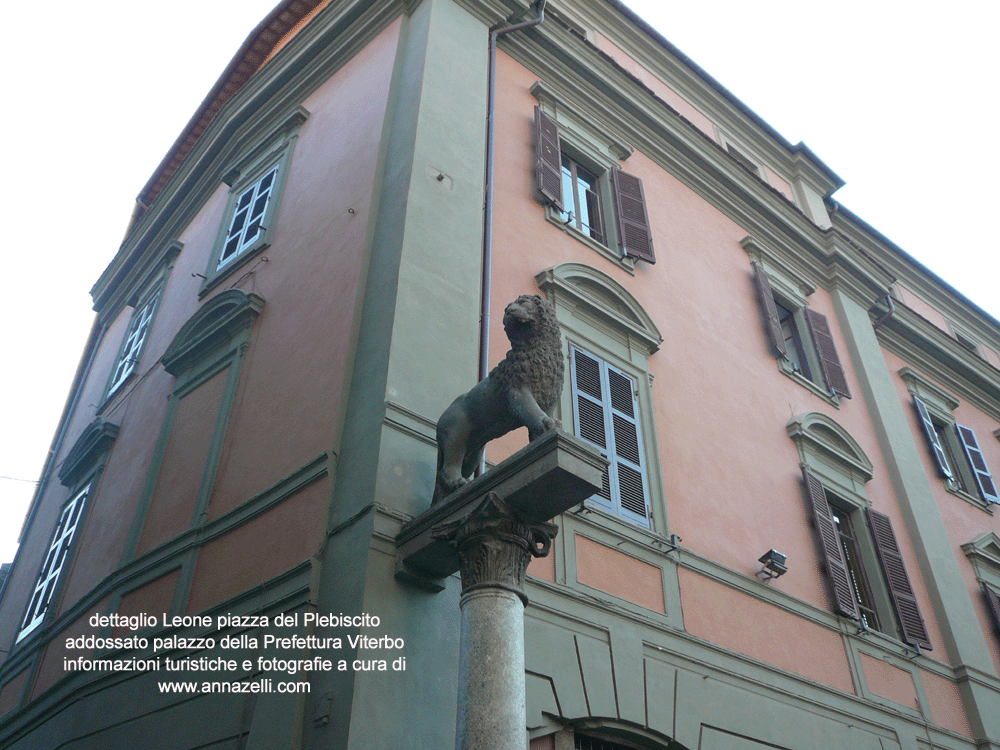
830 285 1000 745
310 0 489 747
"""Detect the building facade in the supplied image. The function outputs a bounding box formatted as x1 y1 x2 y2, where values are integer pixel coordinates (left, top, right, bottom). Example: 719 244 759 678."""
2 0 1000 749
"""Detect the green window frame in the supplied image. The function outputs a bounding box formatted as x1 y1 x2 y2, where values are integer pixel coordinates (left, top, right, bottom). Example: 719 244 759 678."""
200 107 308 294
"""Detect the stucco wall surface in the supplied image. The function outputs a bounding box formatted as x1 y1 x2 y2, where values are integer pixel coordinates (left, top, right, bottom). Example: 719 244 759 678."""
484 51 941 651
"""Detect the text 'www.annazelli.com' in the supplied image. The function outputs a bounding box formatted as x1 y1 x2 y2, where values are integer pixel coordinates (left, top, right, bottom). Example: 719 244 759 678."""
157 679 310 694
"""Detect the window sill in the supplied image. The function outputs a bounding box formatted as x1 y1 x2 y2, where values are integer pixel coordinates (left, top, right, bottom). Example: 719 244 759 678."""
545 206 635 275
572 501 656 538
945 484 994 514
777 359 840 407
95 376 135 416
199 242 270 299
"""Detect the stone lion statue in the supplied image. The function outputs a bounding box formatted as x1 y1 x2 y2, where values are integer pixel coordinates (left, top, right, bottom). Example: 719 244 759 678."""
433 294 564 503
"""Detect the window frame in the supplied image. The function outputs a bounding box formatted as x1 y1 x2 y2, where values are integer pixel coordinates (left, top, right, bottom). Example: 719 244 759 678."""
790 413 931 649
536 263 664 533
748 250 850 404
531 83 655 269
570 345 651 527
902 367 1000 508
103 284 165 402
961 533 1000 645
199 106 308 295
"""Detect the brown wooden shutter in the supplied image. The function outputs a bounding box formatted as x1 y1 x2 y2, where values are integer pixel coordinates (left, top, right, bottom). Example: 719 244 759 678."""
983 583 1000 637
534 105 563 209
751 263 787 358
801 466 859 619
804 309 851 399
610 168 655 264
955 424 1000 503
912 396 953 479
865 508 931 649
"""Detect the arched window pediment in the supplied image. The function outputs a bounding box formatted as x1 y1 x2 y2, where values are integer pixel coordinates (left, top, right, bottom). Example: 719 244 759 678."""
162 290 264 376
535 263 661 355
787 412 873 483
58 419 120 487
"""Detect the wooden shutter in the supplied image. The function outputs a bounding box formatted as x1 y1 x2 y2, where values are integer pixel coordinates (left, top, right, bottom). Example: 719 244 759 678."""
801 466 859 619
954 425 1000 503
983 583 1000 636
804 309 851 399
534 106 563 209
570 347 650 526
751 263 787 358
610 169 655 264
912 396 953 479
865 508 931 649
571 347 612 511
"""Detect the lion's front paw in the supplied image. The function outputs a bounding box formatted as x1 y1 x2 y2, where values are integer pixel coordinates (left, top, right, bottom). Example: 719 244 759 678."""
541 416 556 432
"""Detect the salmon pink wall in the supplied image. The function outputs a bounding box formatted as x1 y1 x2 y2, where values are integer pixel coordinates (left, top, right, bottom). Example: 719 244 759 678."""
678 568 855 694
921 668 974 737
576 535 665 612
859 652 917 709
487 51 935 626
207 18 401 516
527 547 555 582
484 51 952 673
896 285 950 332
138 367 231 555
592 31 716 138
185 477 328 615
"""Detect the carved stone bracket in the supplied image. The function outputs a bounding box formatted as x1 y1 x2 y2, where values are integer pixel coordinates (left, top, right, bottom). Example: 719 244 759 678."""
432 492 558 605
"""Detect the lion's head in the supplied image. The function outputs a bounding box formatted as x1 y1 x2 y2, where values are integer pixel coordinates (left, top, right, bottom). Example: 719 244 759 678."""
503 294 560 349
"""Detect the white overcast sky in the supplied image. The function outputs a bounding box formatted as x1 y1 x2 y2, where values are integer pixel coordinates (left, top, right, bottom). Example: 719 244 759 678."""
1 0 997 565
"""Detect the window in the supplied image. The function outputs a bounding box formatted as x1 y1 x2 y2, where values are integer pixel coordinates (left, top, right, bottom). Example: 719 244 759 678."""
16 485 91 642
751 260 851 400
537 263 664 531
201 106 307 290
106 288 161 398
790 413 930 648
561 153 604 244
571 346 651 527
126 290 264 559
904 368 1000 506
829 498 882 630
962 533 1000 645
725 142 760 176
218 165 279 269
985 582 1000 640
533 104 655 265
801 465 930 648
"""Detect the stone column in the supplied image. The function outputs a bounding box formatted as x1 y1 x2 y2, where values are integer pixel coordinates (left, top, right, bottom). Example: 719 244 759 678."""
395 431 605 750
436 493 557 750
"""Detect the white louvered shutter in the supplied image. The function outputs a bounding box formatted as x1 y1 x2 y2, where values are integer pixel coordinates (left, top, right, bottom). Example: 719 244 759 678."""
571 346 650 527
